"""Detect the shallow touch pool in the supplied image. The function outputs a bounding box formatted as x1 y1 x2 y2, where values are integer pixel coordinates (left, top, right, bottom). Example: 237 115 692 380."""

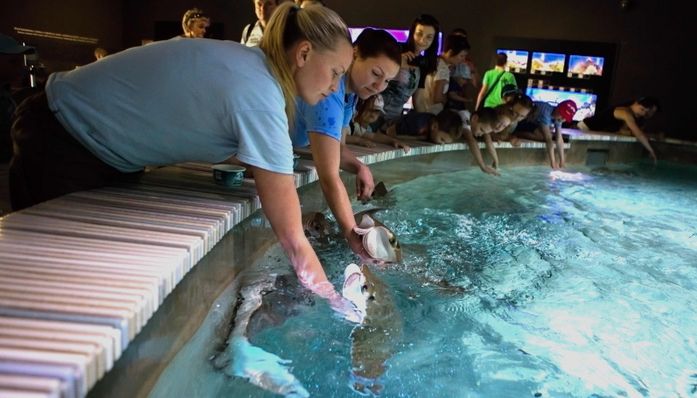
150 162 697 398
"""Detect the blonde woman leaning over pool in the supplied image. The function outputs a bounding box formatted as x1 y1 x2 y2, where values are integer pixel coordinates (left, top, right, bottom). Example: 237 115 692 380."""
290 28 401 261
9 3 362 322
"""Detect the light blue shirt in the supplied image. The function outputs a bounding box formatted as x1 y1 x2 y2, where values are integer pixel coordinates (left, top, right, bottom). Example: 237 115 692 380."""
290 75 357 147
46 38 293 174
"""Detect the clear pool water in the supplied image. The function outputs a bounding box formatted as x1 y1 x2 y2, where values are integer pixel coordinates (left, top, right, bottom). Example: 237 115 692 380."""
151 163 697 398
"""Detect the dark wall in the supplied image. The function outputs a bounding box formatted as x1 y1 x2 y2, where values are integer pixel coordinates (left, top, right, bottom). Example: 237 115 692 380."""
121 0 254 47
1 0 122 69
1 0 693 139
331 0 692 140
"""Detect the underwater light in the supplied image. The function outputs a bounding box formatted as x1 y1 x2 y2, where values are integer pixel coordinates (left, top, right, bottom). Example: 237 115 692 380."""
549 170 588 182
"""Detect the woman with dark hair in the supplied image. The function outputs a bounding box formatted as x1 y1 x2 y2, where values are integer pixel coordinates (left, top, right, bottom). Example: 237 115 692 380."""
10 3 362 321
578 97 660 162
380 14 440 123
290 28 401 261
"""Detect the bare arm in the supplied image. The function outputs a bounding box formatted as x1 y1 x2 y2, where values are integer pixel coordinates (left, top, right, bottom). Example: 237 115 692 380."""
309 133 372 260
539 125 557 169
475 83 489 110
364 132 411 153
339 143 375 201
345 135 376 148
309 133 357 237
432 79 449 105
251 166 359 321
464 128 499 176
468 62 479 89
614 108 657 161
483 133 500 170
554 123 565 168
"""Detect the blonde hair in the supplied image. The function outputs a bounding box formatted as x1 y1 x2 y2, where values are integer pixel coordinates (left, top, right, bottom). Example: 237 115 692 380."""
94 47 108 60
260 2 350 122
181 8 209 35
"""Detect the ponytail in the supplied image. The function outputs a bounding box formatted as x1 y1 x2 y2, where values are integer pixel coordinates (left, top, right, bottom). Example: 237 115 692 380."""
261 2 350 124
261 3 299 122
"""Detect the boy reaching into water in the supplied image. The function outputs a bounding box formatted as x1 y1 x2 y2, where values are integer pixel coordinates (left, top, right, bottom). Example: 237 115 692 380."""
462 107 512 176
511 100 577 169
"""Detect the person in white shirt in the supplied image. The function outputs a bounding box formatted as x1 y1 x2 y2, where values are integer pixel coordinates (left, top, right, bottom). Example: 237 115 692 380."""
241 0 279 47
416 33 470 115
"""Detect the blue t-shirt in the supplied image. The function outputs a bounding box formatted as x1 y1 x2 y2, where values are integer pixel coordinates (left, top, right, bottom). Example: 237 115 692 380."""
46 38 293 174
529 101 558 128
290 75 357 147
516 101 561 133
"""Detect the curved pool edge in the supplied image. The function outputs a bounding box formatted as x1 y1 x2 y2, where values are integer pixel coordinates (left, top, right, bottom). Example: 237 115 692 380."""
92 133 689 397
1 131 694 398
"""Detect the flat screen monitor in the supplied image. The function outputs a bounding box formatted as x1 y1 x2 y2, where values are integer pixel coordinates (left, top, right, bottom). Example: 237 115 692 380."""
531 52 566 73
349 27 443 53
497 49 529 71
568 55 605 76
525 87 597 122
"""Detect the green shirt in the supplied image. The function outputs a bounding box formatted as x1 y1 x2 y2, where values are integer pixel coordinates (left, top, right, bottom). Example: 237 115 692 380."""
481 68 517 108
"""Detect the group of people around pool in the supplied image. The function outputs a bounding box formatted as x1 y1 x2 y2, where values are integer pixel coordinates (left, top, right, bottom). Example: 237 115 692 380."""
1 1 662 322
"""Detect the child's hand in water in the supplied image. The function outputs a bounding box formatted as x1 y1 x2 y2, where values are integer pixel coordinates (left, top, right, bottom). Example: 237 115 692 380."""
481 165 501 176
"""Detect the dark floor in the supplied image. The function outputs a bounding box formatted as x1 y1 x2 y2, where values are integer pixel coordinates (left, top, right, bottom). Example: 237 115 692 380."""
0 162 10 216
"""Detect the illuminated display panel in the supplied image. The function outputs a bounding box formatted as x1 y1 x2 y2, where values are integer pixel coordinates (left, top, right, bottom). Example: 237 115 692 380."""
497 49 529 71
531 52 566 73
526 87 597 121
569 55 605 76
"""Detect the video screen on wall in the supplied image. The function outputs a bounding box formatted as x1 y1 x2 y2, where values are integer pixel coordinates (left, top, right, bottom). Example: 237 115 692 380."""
349 27 443 53
525 87 597 121
568 55 605 76
497 49 529 71
531 52 566 73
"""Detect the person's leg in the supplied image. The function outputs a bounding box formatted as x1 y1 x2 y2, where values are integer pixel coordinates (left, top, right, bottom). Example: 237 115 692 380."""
10 92 126 211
